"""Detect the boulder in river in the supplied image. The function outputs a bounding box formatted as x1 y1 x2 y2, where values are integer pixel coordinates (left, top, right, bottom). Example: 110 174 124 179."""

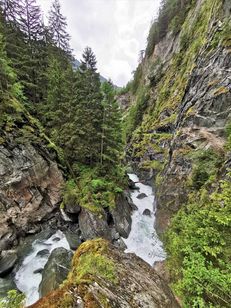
79 209 111 241
39 247 73 297
0 250 17 277
111 192 135 239
32 239 180 308
137 193 148 199
143 209 152 216
64 231 82 250
36 249 50 258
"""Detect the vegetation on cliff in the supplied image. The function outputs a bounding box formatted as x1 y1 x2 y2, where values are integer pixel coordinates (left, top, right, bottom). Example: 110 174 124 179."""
124 0 231 306
0 0 125 215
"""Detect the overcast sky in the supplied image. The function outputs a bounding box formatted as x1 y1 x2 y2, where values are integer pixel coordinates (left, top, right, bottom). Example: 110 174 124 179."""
37 0 161 87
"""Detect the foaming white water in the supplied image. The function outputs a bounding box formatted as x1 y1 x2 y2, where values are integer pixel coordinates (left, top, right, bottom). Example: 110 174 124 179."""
14 230 70 306
123 174 166 266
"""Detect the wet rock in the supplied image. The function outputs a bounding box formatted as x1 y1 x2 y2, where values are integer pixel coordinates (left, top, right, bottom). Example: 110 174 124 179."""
36 249 50 258
79 209 111 241
0 251 17 277
0 276 18 297
0 139 64 251
33 268 43 274
39 247 73 297
64 203 81 215
52 237 60 242
137 193 148 199
143 209 152 216
153 260 170 283
111 192 134 238
64 232 82 250
128 178 139 190
33 239 180 308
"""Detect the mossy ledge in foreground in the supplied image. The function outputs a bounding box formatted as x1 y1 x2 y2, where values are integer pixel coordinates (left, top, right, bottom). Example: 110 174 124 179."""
29 238 180 308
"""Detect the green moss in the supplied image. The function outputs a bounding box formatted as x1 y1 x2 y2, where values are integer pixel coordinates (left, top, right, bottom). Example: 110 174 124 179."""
62 166 126 214
69 239 117 285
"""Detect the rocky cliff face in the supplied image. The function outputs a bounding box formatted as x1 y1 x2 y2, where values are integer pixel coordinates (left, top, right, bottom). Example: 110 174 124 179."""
126 0 231 233
0 134 64 252
29 239 180 308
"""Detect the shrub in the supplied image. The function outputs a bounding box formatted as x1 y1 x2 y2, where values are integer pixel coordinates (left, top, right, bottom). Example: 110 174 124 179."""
0 290 25 308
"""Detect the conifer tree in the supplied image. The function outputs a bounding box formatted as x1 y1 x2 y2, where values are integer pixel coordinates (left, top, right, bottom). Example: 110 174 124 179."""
0 28 23 104
48 0 71 54
61 47 103 166
100 81 123 168
43 56 74 139
80 46 97 72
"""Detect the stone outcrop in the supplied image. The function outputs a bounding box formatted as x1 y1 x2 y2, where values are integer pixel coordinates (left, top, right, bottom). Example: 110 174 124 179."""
0 137 64 252
39 247 73 297
78 191 136 241
29 239 180 308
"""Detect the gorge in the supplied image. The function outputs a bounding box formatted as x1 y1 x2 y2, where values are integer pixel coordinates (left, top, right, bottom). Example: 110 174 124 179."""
0 0 231 307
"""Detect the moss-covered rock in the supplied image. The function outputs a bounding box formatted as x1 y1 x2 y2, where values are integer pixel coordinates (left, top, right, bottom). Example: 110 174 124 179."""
29 239 179 308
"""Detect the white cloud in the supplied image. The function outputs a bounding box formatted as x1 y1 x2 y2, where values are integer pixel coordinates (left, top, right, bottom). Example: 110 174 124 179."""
37 0 161 86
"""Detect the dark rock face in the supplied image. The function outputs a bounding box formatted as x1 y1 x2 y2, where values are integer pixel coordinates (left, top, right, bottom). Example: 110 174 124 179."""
0 141 64 252
64 203 81 215
78 209 111 241
36 249 50 258
31 239 180 308
64 231 82 250
78 192 136 241
137 192 148 199
111 192 134 239
39 247 73 297
0 251 17 277
143 209 151 216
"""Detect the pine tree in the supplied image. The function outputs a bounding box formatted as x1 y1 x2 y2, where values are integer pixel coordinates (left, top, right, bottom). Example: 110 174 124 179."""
100 81 123 169
80 46 97 72
60 48 103 166
0 0 20 24
48 0 71 54
43 56 74 138
0 28 23 105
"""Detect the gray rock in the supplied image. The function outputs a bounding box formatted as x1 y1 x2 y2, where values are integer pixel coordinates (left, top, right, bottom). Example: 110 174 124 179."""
0 251 17 277
64 204 81 215
0 139 64 251
36 249 50 258
79 209 111 241
64 232 82 250
33 268 43 274
143 209 152 216
111 192 133 238
137 193 148 199
39 247 73 297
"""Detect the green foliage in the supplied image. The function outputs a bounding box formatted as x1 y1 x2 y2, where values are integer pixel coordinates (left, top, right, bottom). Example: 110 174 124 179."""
100 81 123 169
69 239 117 286
146 0 195 57
225 122 231 151
188 149 223 190
124 86 149 142
62 165 127 213
0 290 25 308
75 253 117 284
165 174 231 307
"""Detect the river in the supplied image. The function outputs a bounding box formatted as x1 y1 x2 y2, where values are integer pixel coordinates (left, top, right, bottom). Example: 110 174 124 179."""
123 173 166 265
1 173 165 305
